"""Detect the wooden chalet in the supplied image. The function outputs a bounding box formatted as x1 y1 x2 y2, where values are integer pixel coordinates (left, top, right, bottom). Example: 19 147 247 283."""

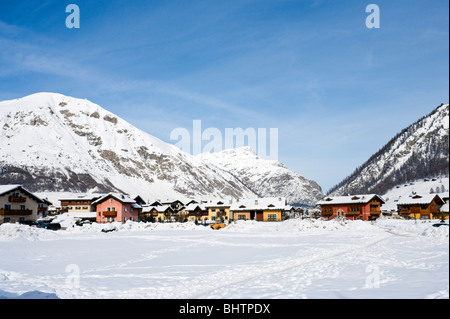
185 203 208 223
397 194 444 220
316 194 385 221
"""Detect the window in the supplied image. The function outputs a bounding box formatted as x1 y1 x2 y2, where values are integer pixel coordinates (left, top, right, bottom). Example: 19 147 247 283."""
4 204 11 210
20 205 26 210
109 198 114 203
267 214 277 221
237 214 247 220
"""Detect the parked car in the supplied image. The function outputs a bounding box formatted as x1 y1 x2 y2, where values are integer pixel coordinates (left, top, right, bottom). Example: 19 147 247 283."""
36 220 61 231
432 223 449 228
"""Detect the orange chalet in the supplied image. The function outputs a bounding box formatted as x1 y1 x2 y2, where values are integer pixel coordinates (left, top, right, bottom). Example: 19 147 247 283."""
317 194 385 221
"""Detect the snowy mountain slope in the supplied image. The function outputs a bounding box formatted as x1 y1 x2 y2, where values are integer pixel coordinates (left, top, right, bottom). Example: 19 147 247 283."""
0 92 257 201
380 177 449 212
197 147 324 206
329 103 449 196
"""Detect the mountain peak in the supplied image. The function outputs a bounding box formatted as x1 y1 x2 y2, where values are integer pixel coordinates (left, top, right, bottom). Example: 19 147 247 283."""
0 92 323 205
329 103 449 196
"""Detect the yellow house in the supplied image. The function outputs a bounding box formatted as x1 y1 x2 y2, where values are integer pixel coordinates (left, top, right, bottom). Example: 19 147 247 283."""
141 205 175 222
205 200 233 222
230 197 287 222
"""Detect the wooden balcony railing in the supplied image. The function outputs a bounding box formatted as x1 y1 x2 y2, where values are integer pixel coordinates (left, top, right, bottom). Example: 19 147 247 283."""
103 211 117 217
0 209 33 216
8 196 26 203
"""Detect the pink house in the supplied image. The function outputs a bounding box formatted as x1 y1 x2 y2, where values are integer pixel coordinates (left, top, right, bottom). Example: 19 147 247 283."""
93 193 142 223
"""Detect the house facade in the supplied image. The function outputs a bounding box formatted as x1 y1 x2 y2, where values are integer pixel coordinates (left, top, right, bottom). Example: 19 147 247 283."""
59 194 103 213
397 194 444 219
317 194 385 221
140 205 177 222
0 185 52 224
205 200 233 222
185 203 208 222
229 197 287 222
93 193 142 223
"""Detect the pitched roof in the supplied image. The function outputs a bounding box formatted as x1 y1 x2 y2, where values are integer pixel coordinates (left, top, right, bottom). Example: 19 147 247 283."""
91 193 137 205
58 194 104 201
185 203 206 212
316 194 385 206
0 184 50 204
230 197 287 211
204 199 233 208
397 194 444 205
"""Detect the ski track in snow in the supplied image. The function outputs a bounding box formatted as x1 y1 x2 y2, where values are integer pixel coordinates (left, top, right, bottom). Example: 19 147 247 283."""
0 219 448 299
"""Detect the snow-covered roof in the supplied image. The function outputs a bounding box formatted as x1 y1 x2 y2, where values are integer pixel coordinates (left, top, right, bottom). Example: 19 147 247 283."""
397 194 444 205
0 184 49 204
230 197 287 211
185 203 206 212
0 184 22 195
142 204 173 213
60 212 97 219
440 203 449 213
316 194 385 206
91 193 137 205
204 199 233 208
58 194 104 201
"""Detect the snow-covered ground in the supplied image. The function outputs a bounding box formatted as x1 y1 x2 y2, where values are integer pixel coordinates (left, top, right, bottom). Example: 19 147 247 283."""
0 217 448 299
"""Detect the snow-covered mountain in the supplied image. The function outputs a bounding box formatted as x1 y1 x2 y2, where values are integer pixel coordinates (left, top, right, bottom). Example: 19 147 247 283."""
0 93 258 201
329 103 449 196
0 92 322 205
197 147 324 206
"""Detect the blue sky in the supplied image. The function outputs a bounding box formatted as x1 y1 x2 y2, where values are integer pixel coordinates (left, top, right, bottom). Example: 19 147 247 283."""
0 0 448 192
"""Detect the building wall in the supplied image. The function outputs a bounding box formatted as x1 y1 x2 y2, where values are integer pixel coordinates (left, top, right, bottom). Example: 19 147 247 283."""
320 199 382 221
96 197 139 223
60 200 95 213
232 209 283 221
207 206 230 221
0 189 39 224
399 199 444 219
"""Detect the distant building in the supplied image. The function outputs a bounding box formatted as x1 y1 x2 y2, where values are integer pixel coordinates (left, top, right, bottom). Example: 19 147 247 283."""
93 193 142 223
397 194 445 220
205 199 233 222
185 203 208 223
141 205 175 222
229 197 287 222
0 185 52 224
316 194 385 221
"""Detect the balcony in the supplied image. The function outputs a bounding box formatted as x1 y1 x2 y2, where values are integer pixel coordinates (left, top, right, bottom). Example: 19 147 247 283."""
0 209 33 216
8 196 26 203
103 211 117 217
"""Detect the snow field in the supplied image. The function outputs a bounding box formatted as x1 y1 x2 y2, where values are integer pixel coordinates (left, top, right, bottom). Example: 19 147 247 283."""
0 218 448 299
